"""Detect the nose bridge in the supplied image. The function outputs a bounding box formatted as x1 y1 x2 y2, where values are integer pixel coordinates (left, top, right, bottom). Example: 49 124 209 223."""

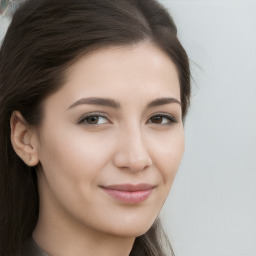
113 122 152 172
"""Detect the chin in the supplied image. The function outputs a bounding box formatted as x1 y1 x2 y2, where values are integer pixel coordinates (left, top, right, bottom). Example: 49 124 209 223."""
100 214 157 238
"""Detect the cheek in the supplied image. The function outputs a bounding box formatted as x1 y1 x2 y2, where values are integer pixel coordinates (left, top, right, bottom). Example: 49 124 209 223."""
37 124 113 192
36 124 117 221
150 127 185 187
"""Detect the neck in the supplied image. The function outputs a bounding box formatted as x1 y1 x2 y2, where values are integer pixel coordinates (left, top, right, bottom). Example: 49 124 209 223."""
33 209 135 256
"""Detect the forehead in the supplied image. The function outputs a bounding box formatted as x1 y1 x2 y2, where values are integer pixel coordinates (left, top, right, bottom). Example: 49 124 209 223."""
45 42 181 109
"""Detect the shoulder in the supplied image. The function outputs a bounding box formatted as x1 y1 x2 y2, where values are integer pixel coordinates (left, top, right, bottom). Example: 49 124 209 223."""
18 239 49 256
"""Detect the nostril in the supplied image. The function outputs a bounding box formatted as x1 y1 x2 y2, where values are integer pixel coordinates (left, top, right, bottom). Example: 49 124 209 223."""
113 151 152 172
112 131 152 171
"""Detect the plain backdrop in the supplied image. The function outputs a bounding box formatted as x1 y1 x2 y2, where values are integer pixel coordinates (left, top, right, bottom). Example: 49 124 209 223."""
158 1 256 256
1 1 256 256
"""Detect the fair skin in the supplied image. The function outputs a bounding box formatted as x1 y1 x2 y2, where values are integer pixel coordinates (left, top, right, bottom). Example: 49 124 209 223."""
11 42 184 256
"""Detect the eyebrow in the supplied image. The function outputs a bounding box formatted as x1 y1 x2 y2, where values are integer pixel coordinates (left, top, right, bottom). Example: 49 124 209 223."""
67 97 181 110
67 97 121 110
146 97 181 108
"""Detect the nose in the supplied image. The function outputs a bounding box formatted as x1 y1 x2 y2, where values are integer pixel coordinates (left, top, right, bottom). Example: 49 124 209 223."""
113 127 153 172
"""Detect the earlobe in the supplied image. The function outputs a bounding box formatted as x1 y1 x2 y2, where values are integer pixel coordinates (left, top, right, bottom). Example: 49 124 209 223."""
10 111 39 167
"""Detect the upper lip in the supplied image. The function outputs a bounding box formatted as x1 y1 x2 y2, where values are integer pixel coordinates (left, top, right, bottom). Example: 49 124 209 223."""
101 183 155 192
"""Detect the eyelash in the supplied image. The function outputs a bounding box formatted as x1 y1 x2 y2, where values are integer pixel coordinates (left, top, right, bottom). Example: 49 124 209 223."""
77 112 178 126
147 113 177 125
77 112 109 125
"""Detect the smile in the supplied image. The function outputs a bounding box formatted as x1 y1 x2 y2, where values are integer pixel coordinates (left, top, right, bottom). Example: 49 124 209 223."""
100 183 155 204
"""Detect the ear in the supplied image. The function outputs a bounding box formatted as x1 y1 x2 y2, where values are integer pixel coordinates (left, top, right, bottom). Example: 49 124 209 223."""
10 111 39 167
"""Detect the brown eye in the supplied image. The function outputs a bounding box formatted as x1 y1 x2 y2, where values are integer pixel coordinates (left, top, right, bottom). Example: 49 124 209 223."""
151 116 164 124
148 114 177 125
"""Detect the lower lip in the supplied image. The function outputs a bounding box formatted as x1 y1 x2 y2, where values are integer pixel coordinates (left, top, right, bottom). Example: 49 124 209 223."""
101 188 153 204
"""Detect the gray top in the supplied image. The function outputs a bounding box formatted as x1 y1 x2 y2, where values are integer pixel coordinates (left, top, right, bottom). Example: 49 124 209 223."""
22 240 50 256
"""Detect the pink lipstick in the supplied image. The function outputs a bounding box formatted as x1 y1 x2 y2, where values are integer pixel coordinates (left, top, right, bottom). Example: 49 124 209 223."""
100 183 155 204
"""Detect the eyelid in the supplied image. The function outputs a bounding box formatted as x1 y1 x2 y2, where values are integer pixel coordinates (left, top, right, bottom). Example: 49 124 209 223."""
76 111 179 125
77 112 111 125
147 112 179 124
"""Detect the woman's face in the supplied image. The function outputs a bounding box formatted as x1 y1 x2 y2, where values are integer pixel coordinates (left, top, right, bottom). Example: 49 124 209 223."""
35 42 184 237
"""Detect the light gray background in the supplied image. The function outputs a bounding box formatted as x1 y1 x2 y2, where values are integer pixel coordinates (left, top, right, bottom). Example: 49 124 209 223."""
158 1 256 256
0 16 9 42
1 1 256 256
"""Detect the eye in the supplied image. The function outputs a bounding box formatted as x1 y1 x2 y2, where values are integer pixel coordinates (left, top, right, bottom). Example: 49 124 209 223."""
148 114 177 125
78 113 109 125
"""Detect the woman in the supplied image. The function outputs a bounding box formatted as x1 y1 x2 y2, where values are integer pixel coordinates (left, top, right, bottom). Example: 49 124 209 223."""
0 0 190 255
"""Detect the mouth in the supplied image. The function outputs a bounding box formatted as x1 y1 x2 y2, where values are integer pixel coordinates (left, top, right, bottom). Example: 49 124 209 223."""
100 183 155 204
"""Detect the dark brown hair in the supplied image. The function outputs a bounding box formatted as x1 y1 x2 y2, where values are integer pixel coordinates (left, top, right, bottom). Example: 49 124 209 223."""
0 0 190 255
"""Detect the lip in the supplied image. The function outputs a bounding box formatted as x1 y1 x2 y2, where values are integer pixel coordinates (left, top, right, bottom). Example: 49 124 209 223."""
100 183 155 204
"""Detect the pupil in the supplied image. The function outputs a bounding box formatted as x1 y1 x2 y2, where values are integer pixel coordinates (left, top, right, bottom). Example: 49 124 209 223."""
88 116 99 124
152 116 162 123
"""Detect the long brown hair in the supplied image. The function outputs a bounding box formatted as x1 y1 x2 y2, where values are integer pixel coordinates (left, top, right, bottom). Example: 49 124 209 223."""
0 0 190 255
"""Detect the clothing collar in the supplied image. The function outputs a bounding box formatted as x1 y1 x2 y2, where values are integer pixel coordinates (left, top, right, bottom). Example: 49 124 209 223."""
22 239 50 256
